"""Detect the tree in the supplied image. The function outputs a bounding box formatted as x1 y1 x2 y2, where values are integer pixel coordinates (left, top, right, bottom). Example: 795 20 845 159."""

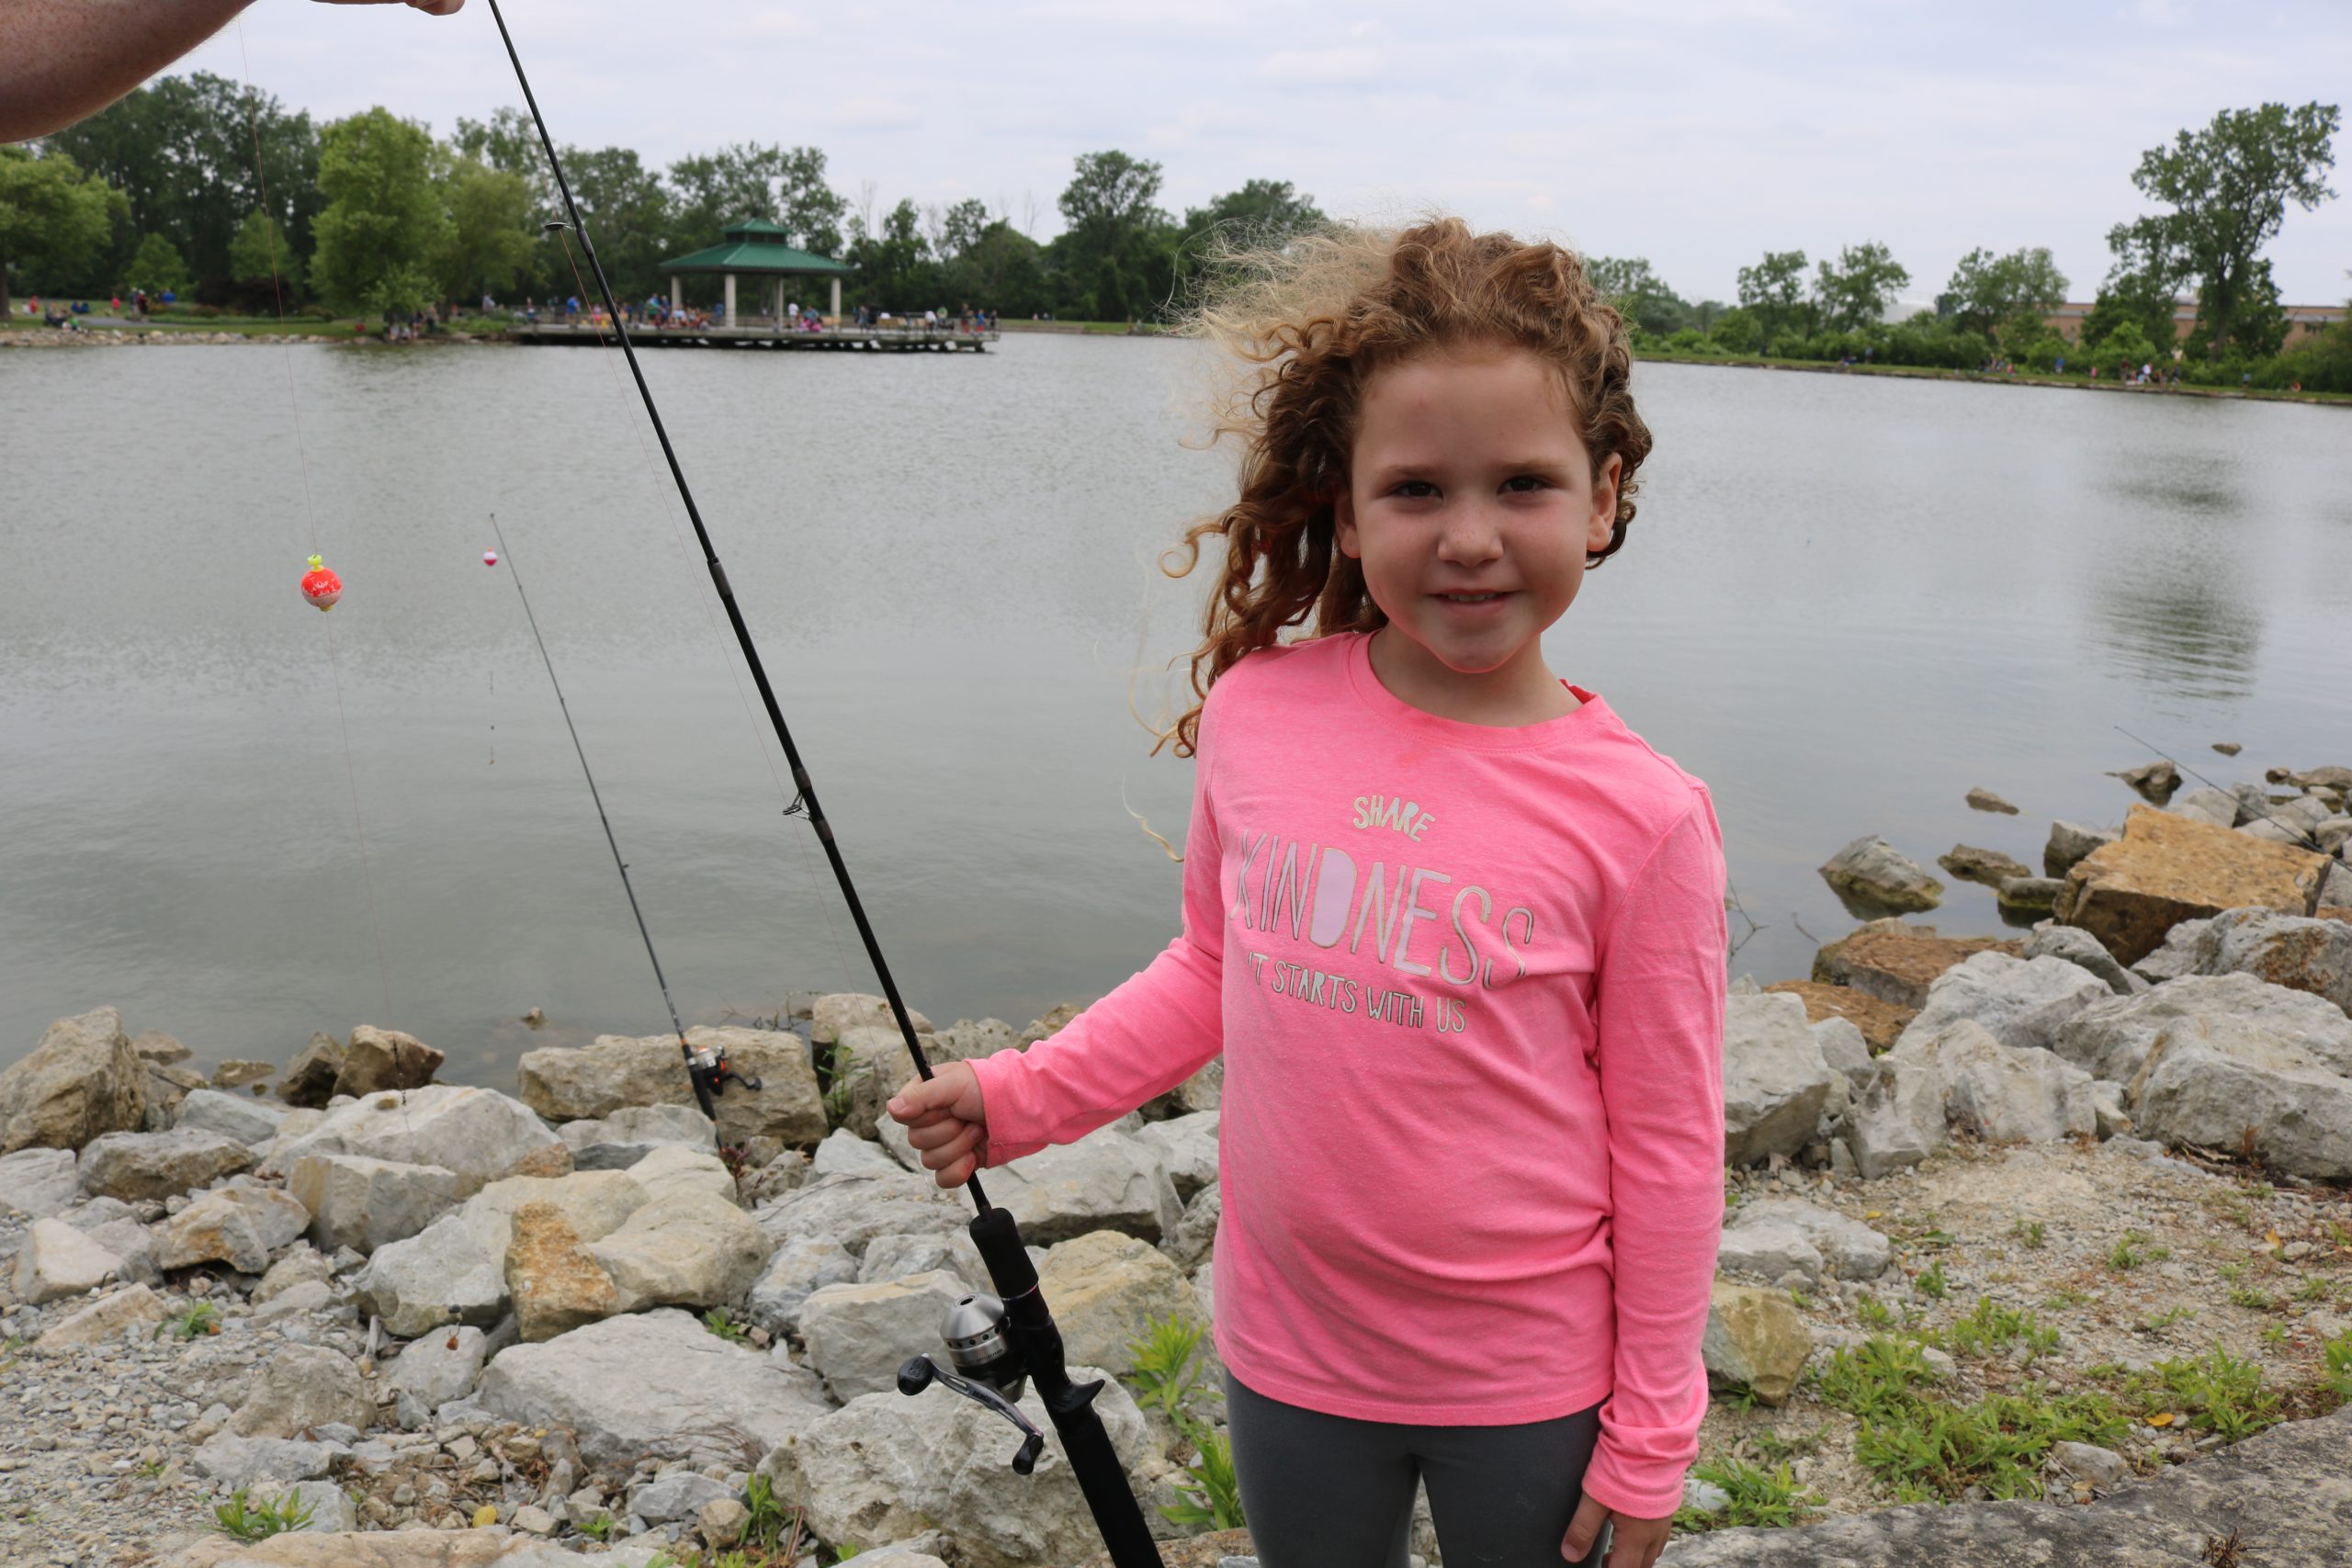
562 145 671 301
937 197 990 260
1055 151 1176 320
1736 249 1811 335
943 218 1050 315
125 232 189 294
227 209 303 296
1813 241 1910 332
2105 101 2339 357
309 107 451 313
41 72 318 295
1586 255 1693 335
1180 177 1327 249
439 158 537 304
0 146 118 315
845 197 930 309
667 142 845 256
1942 245 2068 344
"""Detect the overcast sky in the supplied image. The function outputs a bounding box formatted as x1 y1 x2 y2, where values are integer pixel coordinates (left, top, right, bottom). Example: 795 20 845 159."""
190 0 2351 309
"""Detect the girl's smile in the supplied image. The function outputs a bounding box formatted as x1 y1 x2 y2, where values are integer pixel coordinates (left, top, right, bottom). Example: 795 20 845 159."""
1335 343 1622 727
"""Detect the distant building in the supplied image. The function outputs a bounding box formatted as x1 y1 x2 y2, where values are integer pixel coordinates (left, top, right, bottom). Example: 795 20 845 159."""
2041 299 2345 348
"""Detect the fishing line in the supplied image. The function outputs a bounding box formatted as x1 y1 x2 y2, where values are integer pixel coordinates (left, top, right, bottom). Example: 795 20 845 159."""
233 17 393 1023
482 0 961 1179
485 513 696 1060
2112 726 2329 854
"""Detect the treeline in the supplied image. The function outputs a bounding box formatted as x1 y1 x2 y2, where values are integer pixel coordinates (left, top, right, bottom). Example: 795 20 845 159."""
0 74 1324 323
1591 102 2346 392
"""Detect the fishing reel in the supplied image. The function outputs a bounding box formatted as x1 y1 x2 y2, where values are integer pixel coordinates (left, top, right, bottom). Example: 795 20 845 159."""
898 1292 1047 1474
682 1039 761 1122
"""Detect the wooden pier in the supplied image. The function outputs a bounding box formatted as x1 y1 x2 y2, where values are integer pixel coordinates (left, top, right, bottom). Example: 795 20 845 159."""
504 321 997 352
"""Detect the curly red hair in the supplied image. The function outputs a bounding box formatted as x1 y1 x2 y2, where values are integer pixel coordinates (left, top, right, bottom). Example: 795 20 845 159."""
1157 217 1651 757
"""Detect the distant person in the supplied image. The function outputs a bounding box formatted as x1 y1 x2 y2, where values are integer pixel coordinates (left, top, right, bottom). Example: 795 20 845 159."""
887 218 1719 1568
2 0 463 143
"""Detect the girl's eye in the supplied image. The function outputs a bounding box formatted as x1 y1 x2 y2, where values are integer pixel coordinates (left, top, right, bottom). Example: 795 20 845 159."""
1502 475 1552 493
1392 480 1439 498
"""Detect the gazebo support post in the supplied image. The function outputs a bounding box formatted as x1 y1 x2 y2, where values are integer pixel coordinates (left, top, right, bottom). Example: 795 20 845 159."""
830 276 841 324
723 273 736 326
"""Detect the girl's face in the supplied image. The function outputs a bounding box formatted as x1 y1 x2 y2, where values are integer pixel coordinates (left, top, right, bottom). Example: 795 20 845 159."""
1335 343 1620 709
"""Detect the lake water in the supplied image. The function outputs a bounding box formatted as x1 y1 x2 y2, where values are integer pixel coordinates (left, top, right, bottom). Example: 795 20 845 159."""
4 337 2348 1084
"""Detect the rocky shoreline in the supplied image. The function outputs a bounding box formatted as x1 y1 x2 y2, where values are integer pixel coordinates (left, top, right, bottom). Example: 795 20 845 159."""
1 758 2347 1568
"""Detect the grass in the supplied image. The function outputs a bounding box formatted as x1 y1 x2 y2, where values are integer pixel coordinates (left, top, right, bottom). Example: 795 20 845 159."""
1856 1293 1899 1331
1915 1260 1950 1300
2014 1220 2046 1249
1672 1456 1823 1532
1814 1336 2127 1502
702 1308 752 1344
2296 1277 2335 1303
212 1489 313 1540
2110 1230 2154 1270
1631 348 2352 406
2139 1304 2199 1332
2227 1285 2278 1313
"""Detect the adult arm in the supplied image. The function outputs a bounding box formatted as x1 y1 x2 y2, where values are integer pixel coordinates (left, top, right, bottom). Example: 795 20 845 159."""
1 0 463 144
1577 789 1730 1523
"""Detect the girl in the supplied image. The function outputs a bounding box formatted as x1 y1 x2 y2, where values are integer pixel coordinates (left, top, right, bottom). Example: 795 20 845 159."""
888 219 1727 1568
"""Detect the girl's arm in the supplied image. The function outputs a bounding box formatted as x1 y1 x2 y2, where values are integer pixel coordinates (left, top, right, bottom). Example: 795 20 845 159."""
1578 790 1730 1522
964 704 1227 1161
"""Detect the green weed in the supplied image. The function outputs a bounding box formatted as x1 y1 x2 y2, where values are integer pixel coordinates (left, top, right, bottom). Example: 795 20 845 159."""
1125 1315 1216 1423
1856 1293 1897 1331
155 1301 220 1340
1746 1424 1829 1464
1815 1337 2124 1501
701 1307 751 1344
2044 1286 2092 1311
1916 1260 1949 1299
212 1489 313 1541
2122 1346 2281 1441
2014 1220 2046 1249
1671 1457 1821 1532
2295 1277 2335 1303
1941 1297 2060 1362
1159 1417 1247 1530
741 1471 794 1551
2138 1304 2197 1332
2228 1285 2277 1313
2110 1231 2151 1270
576 1516 613 1542
2321 1330 2352 1403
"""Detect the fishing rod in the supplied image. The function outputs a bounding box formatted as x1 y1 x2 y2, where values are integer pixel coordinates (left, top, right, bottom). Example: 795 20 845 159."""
2112 726 2331 856
480 5 1164 1560
488 513 759 1123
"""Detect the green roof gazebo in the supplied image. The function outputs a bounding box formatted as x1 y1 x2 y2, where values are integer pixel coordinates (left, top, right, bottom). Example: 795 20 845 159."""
660 218 855 324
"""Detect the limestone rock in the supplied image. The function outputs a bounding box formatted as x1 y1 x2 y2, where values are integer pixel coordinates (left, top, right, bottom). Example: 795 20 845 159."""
130 1030 191 1066
1700 1282 1810 1406
1763 981 1914 1053
142 1061 209 1127
1034 1229 1206 1379
752 1167 967 1260
2044 820 2120 879
1819 837 1943 914
1721 992 1842 1166
333 1026 444 1098
0 1145 82 1218
0 1006 149 1154
2132 917 2214 983
1810 923 2021 1010
2168 785 2241 828
161 1529 601 1567
968 1126 1183 1245
760 1362 1169 1568
2128 1014 2352 1179
1658 1404 2352 1567
388 1325 489 1414
831 1025 945 1138
1899 951 2111 1056
811 992 934 1044
260 1085 562 1197
926 1017 1018 1065
154 1184 311 1272
816 1125 903 1178
186 1433 342 1490
12 1215 123 1303
626 1143 739 1206
517 1025 825 1147
228 1343 374 1438
1721 1200 1890 1283
746 1233 860 1337
287 1153 461 1256
588 1190 772 1314
557 1102 717 1170
801 1270 973 1401
2054 973 2352 1085
504 1201 616 1342
2055 803 2331 966
76 1127 255 1201
475 1307 831 1467
1963 788 2019 816
2022 922 2146 997
859 1229 984 1287
276 1033 346 1109
1996 875 2064 916
212 1060 274 1090
1133 1111 1219 1202
1017 1002 1085 1047
354 1169 647 1337
176 1088 292 1146
2186 907 2352 1016
1812 1016 1874 1085
1939 845 2030 886
629 1470 733 1525
1934 1026 2099 1143
254 1246 336 1303
1161 1180 1220 1273
1141 1057 1224 1121
1848 1055 1944 1179
2111 759 2179 804
2050 1438 2132 1490
30 1281 166 1350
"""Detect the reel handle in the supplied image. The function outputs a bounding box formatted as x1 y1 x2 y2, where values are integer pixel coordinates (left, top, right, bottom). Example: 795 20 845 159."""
898 1354 1048 1475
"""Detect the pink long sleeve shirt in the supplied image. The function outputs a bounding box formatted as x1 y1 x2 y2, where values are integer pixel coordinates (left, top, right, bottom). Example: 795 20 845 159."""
967 629 1728 1518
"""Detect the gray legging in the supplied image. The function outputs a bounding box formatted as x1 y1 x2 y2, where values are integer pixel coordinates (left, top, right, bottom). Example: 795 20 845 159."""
1223 1368 1611 1567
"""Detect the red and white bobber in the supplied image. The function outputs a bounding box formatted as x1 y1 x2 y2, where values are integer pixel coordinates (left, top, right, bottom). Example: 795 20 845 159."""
300 554 342 612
